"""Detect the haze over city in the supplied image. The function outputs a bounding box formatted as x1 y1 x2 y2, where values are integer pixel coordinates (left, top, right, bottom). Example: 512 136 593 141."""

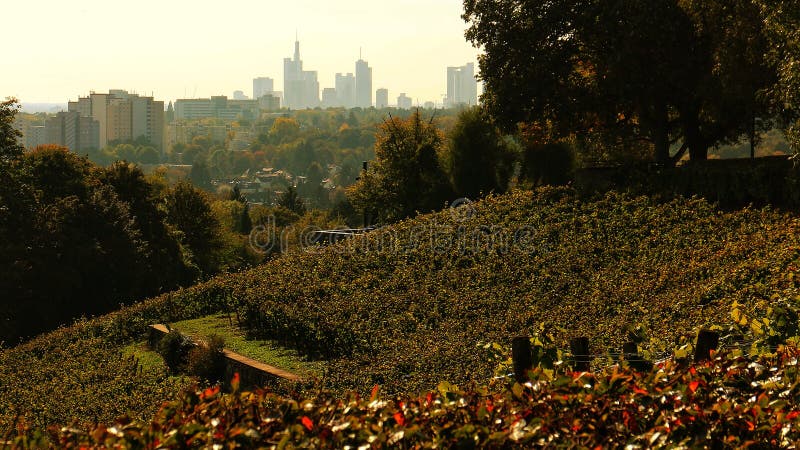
6 0 482 105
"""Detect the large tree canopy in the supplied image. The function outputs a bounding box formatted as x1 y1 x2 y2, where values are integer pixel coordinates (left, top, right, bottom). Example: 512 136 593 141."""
463 0 791 162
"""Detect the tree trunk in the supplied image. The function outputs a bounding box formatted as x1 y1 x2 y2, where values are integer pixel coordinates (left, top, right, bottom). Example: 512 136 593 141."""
682 107 708 161
652 102 671 164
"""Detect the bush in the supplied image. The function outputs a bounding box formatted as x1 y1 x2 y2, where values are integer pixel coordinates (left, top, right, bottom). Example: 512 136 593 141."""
187 334 226 382
521 142 575 186
157 330 192 374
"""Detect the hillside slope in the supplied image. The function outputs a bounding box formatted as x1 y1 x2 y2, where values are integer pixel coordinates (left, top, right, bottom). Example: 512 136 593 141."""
2 187 799 430
233 187 800 393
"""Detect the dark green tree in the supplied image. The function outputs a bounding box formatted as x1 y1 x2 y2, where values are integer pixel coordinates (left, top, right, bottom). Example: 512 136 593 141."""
463 0 783 163
99 161 190 288
442 107 517 198
189 160 213 190
238 202 253 234
278 185 307 216
166 181 224 276
0 98 23 161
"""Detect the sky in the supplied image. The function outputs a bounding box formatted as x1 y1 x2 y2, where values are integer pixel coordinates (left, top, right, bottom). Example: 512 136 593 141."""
4 0 482 106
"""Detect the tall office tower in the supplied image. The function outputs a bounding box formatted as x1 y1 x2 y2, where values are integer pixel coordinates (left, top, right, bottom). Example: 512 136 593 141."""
446 62 478 108
375 88 389 109
253 77 274 99
355 57 372 108
335 73 356 108
397 93 412 109
321 88 338 108
283 39 319 109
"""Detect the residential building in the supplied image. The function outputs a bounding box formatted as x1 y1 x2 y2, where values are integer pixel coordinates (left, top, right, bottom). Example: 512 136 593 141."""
376 88 389 108
107 97 133 143
44 111 99 151
258 94 281 111
446 63 478 107
175 96 259 121
25 125 47 149
355 58 372 108
68 90 163 151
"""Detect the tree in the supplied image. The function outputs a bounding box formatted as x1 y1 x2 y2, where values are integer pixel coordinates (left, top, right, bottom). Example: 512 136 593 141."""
347 110 452 222
99 161 190 289
278 185 307 216
442 107 517 198
463 0 784 163
189 160 212 190
758 0 800 152
166 181 224 276
0 98 23 161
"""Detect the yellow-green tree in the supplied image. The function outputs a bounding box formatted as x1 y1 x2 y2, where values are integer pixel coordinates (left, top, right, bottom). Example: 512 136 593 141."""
348 110 452 223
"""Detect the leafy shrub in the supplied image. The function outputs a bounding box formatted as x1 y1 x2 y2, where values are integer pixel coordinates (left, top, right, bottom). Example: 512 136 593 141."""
186 334 226 382
521 142 575 186
157 330 192 374
14 343 800 448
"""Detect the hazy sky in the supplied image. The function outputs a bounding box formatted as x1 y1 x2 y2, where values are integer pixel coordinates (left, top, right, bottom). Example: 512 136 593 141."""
5 0 482 105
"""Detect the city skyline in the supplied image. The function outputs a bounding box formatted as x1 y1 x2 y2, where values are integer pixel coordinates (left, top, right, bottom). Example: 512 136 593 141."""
5 0 482 105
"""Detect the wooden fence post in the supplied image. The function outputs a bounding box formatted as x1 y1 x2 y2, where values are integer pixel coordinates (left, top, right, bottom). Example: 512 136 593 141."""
512 336 533 383
623 341 653 372
569 337 591 372
694 330 720 363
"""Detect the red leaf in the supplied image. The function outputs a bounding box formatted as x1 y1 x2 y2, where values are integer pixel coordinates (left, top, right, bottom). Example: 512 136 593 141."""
231 372 240 391
370 384 380 401
688 381 700 393
633 385 648 395
787 411 800 420
426 392 433 406
301 416 314 431
393 412 405 426
202 386 220 399
486 398 494 412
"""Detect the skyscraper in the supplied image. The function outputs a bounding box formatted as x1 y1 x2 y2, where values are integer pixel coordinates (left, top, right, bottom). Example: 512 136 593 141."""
446 63 478 108
397 93 412 109
335 73 356 108
253 77 274 99
376 88 389 109
355 57 372 108
283 40 319 109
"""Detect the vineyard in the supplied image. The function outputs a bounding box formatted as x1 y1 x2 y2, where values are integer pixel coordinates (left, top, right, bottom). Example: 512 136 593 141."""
2 186 800 444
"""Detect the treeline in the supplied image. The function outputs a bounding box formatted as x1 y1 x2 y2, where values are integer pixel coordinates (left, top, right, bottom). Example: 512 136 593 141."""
348 107 572 223
0 99 343 343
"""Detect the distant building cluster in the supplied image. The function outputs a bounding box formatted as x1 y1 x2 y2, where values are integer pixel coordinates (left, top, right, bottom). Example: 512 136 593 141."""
22 41 478 152
251 39 477 110
25 90 164 153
